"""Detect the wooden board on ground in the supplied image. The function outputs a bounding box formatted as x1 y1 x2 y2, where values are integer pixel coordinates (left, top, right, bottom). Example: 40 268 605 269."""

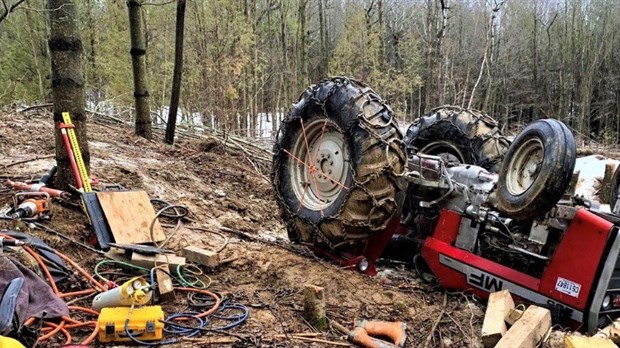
481 290 515 348
565 335 617 348
495 305 551 348
96 191 165 244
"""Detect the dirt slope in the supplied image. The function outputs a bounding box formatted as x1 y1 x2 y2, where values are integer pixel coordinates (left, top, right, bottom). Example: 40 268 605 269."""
0 109 531 347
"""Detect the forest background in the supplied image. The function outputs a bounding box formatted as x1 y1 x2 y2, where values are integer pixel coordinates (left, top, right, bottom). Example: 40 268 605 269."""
1 0 619 144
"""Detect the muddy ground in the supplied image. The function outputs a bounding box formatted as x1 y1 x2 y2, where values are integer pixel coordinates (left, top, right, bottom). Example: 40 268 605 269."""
0 109 570 347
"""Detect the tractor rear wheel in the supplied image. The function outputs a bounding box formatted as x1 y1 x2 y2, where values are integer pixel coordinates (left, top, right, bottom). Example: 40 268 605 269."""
272 77 407 248
404 106 510 172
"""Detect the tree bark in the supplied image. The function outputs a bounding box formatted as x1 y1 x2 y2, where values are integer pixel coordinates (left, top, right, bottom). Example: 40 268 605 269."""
165 0 186 145
303 284 328 331
48 0 89 190
127 0 152 140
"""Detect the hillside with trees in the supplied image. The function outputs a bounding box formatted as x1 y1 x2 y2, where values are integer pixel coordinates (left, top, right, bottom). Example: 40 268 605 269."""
1 0 619 142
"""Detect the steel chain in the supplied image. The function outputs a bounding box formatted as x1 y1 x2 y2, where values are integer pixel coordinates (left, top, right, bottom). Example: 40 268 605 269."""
273 77 407 250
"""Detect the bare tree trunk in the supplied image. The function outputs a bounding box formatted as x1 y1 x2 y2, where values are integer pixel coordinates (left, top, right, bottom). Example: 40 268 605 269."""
48 0 89 190
127 0 152 140
318 0 328 77
296 0 308 91
165 0 186 145
25 7 45 101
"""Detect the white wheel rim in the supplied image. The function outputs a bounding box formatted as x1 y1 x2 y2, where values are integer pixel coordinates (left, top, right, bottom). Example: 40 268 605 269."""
506 137 544 196
289 119 350 211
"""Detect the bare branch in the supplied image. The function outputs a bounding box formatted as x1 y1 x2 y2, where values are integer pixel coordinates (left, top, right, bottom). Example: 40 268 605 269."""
142 0 175 6
0 0 26 23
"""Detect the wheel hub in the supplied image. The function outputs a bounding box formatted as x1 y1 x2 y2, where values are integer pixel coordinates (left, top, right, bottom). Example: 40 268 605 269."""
289 119 350 211
506 137 544 196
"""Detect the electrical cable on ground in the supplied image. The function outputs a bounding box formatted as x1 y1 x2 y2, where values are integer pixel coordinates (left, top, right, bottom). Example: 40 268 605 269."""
0 198 247 346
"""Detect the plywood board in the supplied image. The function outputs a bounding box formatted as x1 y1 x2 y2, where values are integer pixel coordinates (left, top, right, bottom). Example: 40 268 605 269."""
96 191 165 244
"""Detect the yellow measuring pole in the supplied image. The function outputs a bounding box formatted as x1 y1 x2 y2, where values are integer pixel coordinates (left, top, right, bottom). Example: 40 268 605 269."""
62 112 92 192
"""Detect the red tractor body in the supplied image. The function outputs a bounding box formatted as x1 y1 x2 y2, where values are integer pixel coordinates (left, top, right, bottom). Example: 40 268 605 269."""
423 209 617 332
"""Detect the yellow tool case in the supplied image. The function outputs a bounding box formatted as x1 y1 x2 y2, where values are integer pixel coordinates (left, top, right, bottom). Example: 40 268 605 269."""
97 305 164 343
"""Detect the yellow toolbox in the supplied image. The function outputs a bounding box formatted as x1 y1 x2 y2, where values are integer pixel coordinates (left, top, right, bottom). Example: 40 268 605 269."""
97 305 164 343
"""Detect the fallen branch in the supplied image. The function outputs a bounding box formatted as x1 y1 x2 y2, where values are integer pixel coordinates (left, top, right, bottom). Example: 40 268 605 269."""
279 335 351 346
2 154 55 169
16 103 53 113
273 333 322 338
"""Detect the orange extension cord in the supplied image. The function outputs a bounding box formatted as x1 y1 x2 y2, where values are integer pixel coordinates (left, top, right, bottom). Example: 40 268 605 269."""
0 233 223 346
0 233 100 345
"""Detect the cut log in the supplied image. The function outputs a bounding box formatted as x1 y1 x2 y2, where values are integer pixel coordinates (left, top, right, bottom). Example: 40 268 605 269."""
565 335 617 348
495 305 551 348
303 284 328 331
481 290 515 348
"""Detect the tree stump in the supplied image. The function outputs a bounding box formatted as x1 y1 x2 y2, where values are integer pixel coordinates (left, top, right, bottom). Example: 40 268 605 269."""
600 163 617 204
303 284 328 331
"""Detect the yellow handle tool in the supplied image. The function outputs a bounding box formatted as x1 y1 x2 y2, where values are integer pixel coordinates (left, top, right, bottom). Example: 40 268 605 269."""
62 112 92 192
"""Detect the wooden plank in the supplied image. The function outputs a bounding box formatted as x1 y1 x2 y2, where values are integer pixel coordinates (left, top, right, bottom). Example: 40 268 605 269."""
96 191 165 244
481 290 515 348
495 305 551 348
130 252 185 271
154 266 175 301
565 335 617 348
182 246 220 267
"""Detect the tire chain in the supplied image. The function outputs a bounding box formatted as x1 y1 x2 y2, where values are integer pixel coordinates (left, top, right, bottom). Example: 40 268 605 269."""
272 77 407 250
410 107 509 170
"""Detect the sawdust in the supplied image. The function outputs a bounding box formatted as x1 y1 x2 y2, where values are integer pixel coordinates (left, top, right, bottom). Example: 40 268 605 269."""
0 110 520 347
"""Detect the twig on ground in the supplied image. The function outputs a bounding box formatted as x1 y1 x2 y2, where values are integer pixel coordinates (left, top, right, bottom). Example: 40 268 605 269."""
17 103 52 113
445 312 472 346
424 292 448 348
273 333 321 338
282 336 352 346
2 154 54 169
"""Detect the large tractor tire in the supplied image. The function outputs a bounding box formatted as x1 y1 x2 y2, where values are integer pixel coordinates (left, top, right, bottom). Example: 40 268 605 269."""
497 119 576 221
404 106 510 172
272 77 407 248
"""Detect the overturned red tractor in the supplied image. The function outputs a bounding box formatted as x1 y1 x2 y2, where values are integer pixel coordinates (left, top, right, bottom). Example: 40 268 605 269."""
272 77 620 332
